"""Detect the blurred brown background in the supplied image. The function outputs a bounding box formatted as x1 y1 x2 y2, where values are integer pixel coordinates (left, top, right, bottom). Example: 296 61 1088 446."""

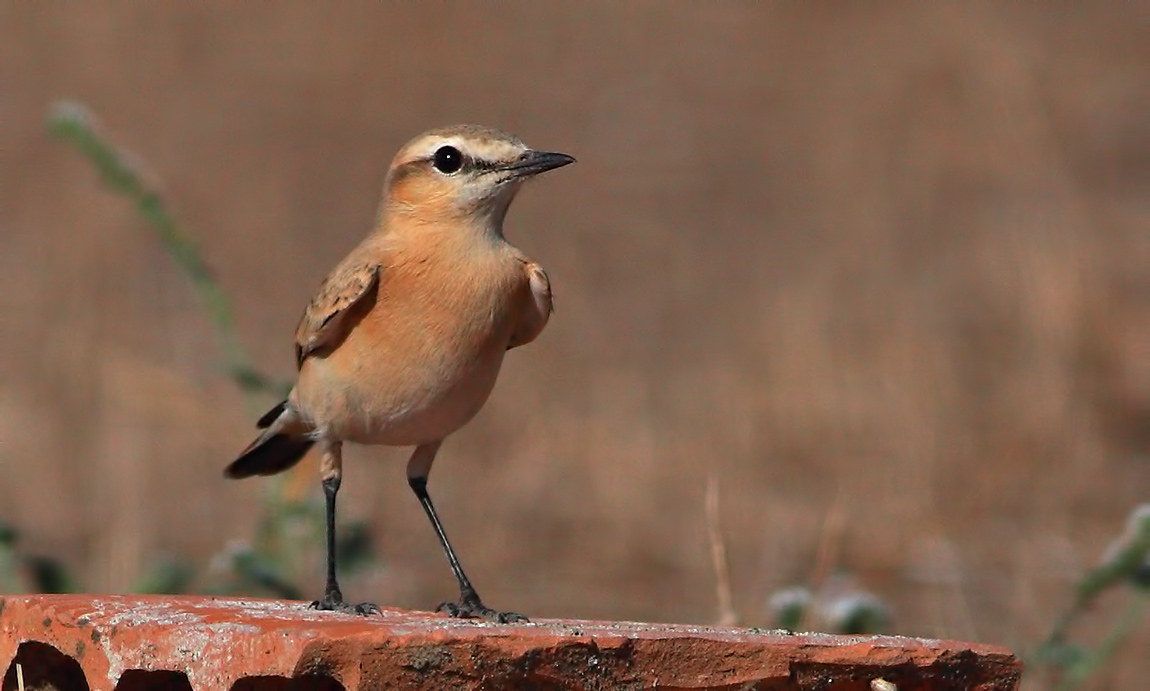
1 2 1147 685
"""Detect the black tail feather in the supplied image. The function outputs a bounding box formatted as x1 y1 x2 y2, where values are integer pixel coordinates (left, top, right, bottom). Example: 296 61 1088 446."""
256 401 288 429
224 434 314 479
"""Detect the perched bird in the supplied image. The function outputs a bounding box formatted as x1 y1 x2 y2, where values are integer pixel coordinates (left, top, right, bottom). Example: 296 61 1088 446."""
224 125 574 622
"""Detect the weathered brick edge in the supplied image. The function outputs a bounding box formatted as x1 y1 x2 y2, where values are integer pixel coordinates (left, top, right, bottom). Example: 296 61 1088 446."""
0 594 1021 690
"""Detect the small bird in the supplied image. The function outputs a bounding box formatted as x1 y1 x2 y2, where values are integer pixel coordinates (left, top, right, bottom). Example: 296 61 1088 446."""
224 125 574 622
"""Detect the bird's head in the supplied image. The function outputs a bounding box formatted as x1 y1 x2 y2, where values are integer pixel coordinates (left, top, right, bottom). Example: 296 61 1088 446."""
382 125 575 230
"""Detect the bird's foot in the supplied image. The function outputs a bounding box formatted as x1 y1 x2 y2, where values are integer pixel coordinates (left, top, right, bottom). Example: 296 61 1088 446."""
437 595 528 624
309 589 381 616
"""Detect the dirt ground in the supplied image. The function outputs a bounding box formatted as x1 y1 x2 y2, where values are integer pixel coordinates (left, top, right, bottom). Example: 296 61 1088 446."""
1 4 1146 688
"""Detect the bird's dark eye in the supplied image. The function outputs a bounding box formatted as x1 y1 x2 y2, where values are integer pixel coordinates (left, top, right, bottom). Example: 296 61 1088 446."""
432 146 463 174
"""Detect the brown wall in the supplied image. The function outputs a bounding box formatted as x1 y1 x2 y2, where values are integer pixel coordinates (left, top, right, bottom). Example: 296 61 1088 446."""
1 3 1147 684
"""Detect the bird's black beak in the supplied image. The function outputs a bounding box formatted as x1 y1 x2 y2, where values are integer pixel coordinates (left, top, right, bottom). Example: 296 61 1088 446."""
502 150 576 178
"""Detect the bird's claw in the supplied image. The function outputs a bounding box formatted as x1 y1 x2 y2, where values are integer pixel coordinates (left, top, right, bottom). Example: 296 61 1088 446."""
310 593 381 616
437 597 528 624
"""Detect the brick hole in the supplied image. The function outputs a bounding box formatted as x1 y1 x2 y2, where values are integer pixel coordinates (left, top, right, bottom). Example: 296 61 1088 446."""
115 670 193 691
2 641 90 691
230 675 344 691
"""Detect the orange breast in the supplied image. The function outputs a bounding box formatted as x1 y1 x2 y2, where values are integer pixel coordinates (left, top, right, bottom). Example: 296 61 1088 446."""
294 243 530 447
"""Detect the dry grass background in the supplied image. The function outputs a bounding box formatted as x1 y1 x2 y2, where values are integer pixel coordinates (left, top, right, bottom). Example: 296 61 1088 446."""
1 3 1147 686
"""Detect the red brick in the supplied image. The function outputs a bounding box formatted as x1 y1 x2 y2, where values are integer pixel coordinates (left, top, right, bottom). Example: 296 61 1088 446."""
0 594 1020 690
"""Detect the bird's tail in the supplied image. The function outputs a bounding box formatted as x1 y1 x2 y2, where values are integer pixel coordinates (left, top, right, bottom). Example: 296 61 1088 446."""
224 401 314 479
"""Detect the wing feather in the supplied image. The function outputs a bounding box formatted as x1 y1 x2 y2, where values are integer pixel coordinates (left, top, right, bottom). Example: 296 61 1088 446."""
294 260 381 367
508 260 552 349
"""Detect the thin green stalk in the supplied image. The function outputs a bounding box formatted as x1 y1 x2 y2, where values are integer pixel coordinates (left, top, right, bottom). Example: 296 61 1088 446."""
1035 505 1150 687
46 101 289 398
1056 594 1148 691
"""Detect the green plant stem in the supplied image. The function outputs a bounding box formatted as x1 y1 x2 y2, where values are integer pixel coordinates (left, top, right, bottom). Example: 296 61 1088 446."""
1056 593 1148 691
46 101 289 398
46 101 332 598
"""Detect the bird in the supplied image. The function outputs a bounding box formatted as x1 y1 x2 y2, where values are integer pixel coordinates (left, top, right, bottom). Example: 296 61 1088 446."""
224 125 574 623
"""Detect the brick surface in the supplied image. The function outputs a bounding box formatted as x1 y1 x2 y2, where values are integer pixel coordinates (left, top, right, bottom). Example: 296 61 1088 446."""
0 594 1021 690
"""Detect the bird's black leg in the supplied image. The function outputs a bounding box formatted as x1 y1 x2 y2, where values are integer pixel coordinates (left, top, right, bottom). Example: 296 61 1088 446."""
408 473 527 624
406 441 525 623
309 443 379 615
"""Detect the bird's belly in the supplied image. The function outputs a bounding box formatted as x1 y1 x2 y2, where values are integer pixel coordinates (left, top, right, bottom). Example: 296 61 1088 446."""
296 320 511 448
347 345 506 446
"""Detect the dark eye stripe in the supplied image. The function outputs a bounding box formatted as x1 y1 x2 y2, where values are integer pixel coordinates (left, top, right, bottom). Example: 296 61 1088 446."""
386 147 509 186
470 156 501 172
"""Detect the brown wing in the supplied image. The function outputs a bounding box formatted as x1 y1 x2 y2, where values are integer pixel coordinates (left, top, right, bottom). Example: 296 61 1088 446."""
294 260 381 367
508 260 553 350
